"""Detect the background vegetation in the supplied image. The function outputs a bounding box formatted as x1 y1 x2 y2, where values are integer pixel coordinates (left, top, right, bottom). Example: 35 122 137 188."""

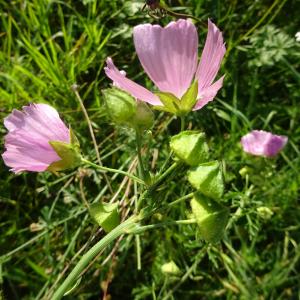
0 0 299 299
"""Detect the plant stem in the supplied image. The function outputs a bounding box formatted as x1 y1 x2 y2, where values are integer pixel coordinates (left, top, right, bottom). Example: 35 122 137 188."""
168 193 194 207
72 85 113 193
137 162 180 210
131 219 197 234
51 214 196 299
180 116 185 132
51 216 139 300
153 162 180 189
82 159 145 185
135 129 147 182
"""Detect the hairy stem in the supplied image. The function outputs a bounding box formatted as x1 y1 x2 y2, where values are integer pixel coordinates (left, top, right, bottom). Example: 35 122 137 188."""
135 129 147 182
82 159 145 185
72 85 113 193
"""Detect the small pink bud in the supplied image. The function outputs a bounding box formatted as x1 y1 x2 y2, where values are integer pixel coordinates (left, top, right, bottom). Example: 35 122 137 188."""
241 130 288 157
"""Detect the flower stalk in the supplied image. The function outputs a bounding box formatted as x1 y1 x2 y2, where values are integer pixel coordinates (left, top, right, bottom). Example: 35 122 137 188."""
82 159 145 185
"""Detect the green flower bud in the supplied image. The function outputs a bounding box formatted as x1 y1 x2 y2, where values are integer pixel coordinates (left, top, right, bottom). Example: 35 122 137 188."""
161 261 182 276
190 193 229 243
48 127 82 172
188 161 224 199
103 88 154 130
131 101 154 130
170 131 209 166
103 88 137 125
257 206 273 220
89 201 120 233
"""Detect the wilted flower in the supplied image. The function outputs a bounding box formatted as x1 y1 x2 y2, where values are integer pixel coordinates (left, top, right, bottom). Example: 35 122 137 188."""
241 130 288 157
105 19 225 113
2 103 81 173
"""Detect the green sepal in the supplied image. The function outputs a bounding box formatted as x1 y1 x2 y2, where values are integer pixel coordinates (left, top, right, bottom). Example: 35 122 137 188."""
155 81 198 116
89 201 120 233
188 161 224 200
102 88 137 125
190 193 229 243
155 92 181 114
69 126 80 148
47 129 82 172
180 80 198 114
170 131 209 166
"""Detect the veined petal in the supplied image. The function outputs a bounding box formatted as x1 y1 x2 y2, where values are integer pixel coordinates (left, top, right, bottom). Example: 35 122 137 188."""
4 104 69 143
2 103 70 173
193 76 224 110
196 19 226 91
133 19 198 98
104 57 161 105
2 145 59 173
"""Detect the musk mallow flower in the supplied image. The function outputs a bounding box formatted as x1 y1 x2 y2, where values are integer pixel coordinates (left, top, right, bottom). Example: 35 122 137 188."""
2 103 81 173
241 130 288 157
105 19 225 115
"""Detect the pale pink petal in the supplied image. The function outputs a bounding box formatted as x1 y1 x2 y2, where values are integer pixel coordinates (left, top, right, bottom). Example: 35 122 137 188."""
241 130 288 157
113 70 126 88
4 104 69 143
196 19 226 91
133 19 198 98
104 58 161 105
193 76 224 110
2 103 70 173
2 145 58 173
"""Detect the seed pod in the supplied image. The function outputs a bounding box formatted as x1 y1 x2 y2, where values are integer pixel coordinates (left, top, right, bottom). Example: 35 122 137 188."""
190 193 229 243
188 160 224 199
170 131 209 166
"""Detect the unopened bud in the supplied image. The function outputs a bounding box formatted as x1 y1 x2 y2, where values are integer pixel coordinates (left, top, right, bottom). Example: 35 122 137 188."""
131 101 154 130
103 88 136 125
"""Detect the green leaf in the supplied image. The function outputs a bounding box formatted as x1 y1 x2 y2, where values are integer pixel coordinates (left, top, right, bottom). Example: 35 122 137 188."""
170 131 209 166
89 201 120 232
155 92 181 114
25 259 49 279
180 80 198 113
188 161 224 199
190 193 229 243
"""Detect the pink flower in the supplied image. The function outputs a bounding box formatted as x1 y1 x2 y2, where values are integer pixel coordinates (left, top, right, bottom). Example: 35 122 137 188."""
2 103 70 173
105 19 225 111
241 130 288 157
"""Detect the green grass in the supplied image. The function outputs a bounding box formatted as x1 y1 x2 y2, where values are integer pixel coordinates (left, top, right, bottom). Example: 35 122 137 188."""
0 0 300 299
